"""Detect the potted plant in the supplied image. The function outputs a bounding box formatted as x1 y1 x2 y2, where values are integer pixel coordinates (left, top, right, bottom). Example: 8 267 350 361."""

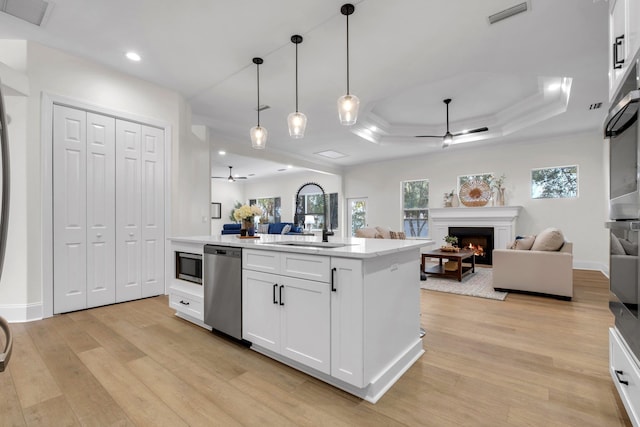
233 204 263 235
442 235 460 252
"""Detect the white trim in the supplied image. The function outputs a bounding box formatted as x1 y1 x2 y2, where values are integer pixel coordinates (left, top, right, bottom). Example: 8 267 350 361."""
0 302 43 323
574 260 609 277
41 92 173 318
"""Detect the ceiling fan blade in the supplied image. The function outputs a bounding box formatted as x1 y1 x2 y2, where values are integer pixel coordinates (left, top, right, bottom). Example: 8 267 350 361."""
415 134 444 138
234 176 248 179
452 127 488 137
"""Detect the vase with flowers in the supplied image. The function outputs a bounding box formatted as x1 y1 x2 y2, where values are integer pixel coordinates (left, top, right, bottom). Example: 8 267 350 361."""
233 204 263 236
489 174 506 206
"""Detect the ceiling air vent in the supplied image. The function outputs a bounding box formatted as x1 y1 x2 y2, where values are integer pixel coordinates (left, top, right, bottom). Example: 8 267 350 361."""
589 102 603 110
0 0 52 26
488 2 528 25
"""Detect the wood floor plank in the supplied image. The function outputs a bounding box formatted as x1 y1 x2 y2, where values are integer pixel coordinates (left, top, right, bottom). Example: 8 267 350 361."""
78 347 187 427
127 356 241 427
8 324 62 409
21 395 79 427
0 365 27 427
23 319 134 427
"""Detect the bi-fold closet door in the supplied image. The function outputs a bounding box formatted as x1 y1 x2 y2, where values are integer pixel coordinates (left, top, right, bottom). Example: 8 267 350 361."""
53 105 164 314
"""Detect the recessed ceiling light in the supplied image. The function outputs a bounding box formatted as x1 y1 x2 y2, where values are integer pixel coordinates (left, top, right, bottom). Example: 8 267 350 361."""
218 150 226 155
547 82 562 91
287 165 293 169
126 51 141 62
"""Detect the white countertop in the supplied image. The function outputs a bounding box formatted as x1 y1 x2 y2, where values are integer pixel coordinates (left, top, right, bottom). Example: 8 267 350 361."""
168 234 433 259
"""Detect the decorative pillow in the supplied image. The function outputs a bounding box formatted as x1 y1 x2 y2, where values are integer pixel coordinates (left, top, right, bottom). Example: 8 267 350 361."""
619 238 638 256
374 233 384 238
281 224 291 234
514 235 536 250
530 227 565 251
375 226 392 239
355 227 378 238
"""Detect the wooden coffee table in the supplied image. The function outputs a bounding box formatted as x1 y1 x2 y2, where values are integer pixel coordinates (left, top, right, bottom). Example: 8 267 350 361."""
421 248 475 282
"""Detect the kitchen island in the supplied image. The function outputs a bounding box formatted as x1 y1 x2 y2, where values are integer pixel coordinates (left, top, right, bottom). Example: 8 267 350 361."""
167 234 431 403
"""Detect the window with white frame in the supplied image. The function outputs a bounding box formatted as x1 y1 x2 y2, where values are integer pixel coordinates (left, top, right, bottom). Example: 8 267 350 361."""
531 165 578 199
402 179 429 238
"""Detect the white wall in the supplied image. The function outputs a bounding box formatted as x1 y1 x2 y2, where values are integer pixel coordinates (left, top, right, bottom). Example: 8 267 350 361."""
0 41 207 321
211 180 245 234
343 130 608 270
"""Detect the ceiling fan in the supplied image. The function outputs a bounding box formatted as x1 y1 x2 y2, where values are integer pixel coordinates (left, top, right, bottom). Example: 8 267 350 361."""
212 166 247 182
415 98 489 148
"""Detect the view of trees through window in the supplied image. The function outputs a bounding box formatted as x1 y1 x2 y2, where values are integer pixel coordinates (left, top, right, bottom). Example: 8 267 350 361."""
402 179 429 238
249 197 281 223
458 173 493 188
350 199 366 236
531 166 578 199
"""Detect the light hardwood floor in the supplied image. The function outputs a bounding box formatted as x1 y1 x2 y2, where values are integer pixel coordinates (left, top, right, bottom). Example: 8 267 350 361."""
1 270 633 426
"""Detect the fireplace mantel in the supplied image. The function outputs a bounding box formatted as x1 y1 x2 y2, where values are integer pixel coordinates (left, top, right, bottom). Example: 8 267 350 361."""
429 206 522 251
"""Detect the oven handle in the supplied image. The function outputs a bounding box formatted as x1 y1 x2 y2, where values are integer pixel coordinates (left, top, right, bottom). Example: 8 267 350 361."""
605 221 640 230
604 90 640 137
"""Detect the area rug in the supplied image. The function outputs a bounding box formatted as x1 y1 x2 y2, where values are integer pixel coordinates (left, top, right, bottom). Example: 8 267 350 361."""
420 268 507 301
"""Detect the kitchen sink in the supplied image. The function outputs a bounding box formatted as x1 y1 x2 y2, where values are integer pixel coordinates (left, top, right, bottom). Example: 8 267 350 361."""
271 241 352 249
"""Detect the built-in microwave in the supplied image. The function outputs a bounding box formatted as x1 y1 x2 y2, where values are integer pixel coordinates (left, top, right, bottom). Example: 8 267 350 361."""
175 252 202 284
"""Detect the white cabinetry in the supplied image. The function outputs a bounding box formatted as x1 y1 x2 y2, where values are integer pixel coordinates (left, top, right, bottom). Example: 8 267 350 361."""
168 242 207 328
609 0 640 101
610 328 640 426
243 249 331 374
330 257 364 386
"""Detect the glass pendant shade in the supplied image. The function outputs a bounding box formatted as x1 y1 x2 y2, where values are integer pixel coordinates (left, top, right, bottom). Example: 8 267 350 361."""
337 94 360 125
287 111 307 138
250 125 267 149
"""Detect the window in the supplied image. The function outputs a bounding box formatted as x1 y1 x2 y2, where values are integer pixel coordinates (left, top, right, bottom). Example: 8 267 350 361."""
531 166 578 199
249 197 281 223
297 193 339 230
402 179 429 237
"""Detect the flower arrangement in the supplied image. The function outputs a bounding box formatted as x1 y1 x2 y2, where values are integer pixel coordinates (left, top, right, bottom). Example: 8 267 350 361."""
233 204 263 222
489 173 506 191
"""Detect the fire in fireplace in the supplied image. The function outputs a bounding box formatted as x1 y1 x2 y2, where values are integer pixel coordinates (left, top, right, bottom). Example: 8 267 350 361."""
448 226 494 265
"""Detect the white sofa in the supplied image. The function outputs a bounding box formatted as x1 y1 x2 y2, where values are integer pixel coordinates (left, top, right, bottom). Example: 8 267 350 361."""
492 241 573 300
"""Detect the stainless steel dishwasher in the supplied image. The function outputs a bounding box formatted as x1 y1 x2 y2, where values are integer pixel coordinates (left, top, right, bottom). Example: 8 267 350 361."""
203 245 243 341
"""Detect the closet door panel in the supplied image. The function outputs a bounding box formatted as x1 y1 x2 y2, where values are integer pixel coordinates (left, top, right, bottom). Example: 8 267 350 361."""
140 126 165 297
53 105 87 314
115 120 142 302
86 113 116 308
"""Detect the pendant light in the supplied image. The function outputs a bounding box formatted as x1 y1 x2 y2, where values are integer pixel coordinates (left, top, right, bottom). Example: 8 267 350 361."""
250 57 267 149
288 35 307 138
337 3 359 126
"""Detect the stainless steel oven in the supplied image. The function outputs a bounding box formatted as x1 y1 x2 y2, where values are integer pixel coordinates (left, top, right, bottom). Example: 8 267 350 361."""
605 50 640 361
175 252 202 284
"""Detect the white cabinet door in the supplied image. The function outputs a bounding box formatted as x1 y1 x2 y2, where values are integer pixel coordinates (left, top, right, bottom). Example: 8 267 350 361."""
610 0 630 99
86 113 116 308
280 276 330 374
243 270 280 352
140 125 165 297
330 257 364 387
53 105 88 314
115 120 142 302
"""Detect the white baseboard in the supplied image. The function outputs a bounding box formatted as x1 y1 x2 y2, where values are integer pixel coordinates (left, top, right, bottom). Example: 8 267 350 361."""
0 302 43 323
573 260 608 277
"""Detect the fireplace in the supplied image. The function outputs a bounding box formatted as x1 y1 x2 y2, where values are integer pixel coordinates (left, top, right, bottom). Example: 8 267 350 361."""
448 226 494 265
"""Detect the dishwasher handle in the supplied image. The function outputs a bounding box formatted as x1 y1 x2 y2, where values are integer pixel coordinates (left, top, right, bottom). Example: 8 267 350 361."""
204 245 242 257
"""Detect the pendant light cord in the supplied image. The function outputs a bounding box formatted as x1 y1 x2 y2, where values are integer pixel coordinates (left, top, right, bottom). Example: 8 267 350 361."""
295 41 299 113
256 62 261 127
346 13 350 95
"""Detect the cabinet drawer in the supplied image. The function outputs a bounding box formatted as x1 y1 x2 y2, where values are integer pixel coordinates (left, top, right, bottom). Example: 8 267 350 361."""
170 290 204 321
610 328 640 426
281 253 330 282
244 249 280 274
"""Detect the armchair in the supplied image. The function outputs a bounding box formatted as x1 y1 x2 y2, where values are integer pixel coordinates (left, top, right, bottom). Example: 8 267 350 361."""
492 242 573 300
